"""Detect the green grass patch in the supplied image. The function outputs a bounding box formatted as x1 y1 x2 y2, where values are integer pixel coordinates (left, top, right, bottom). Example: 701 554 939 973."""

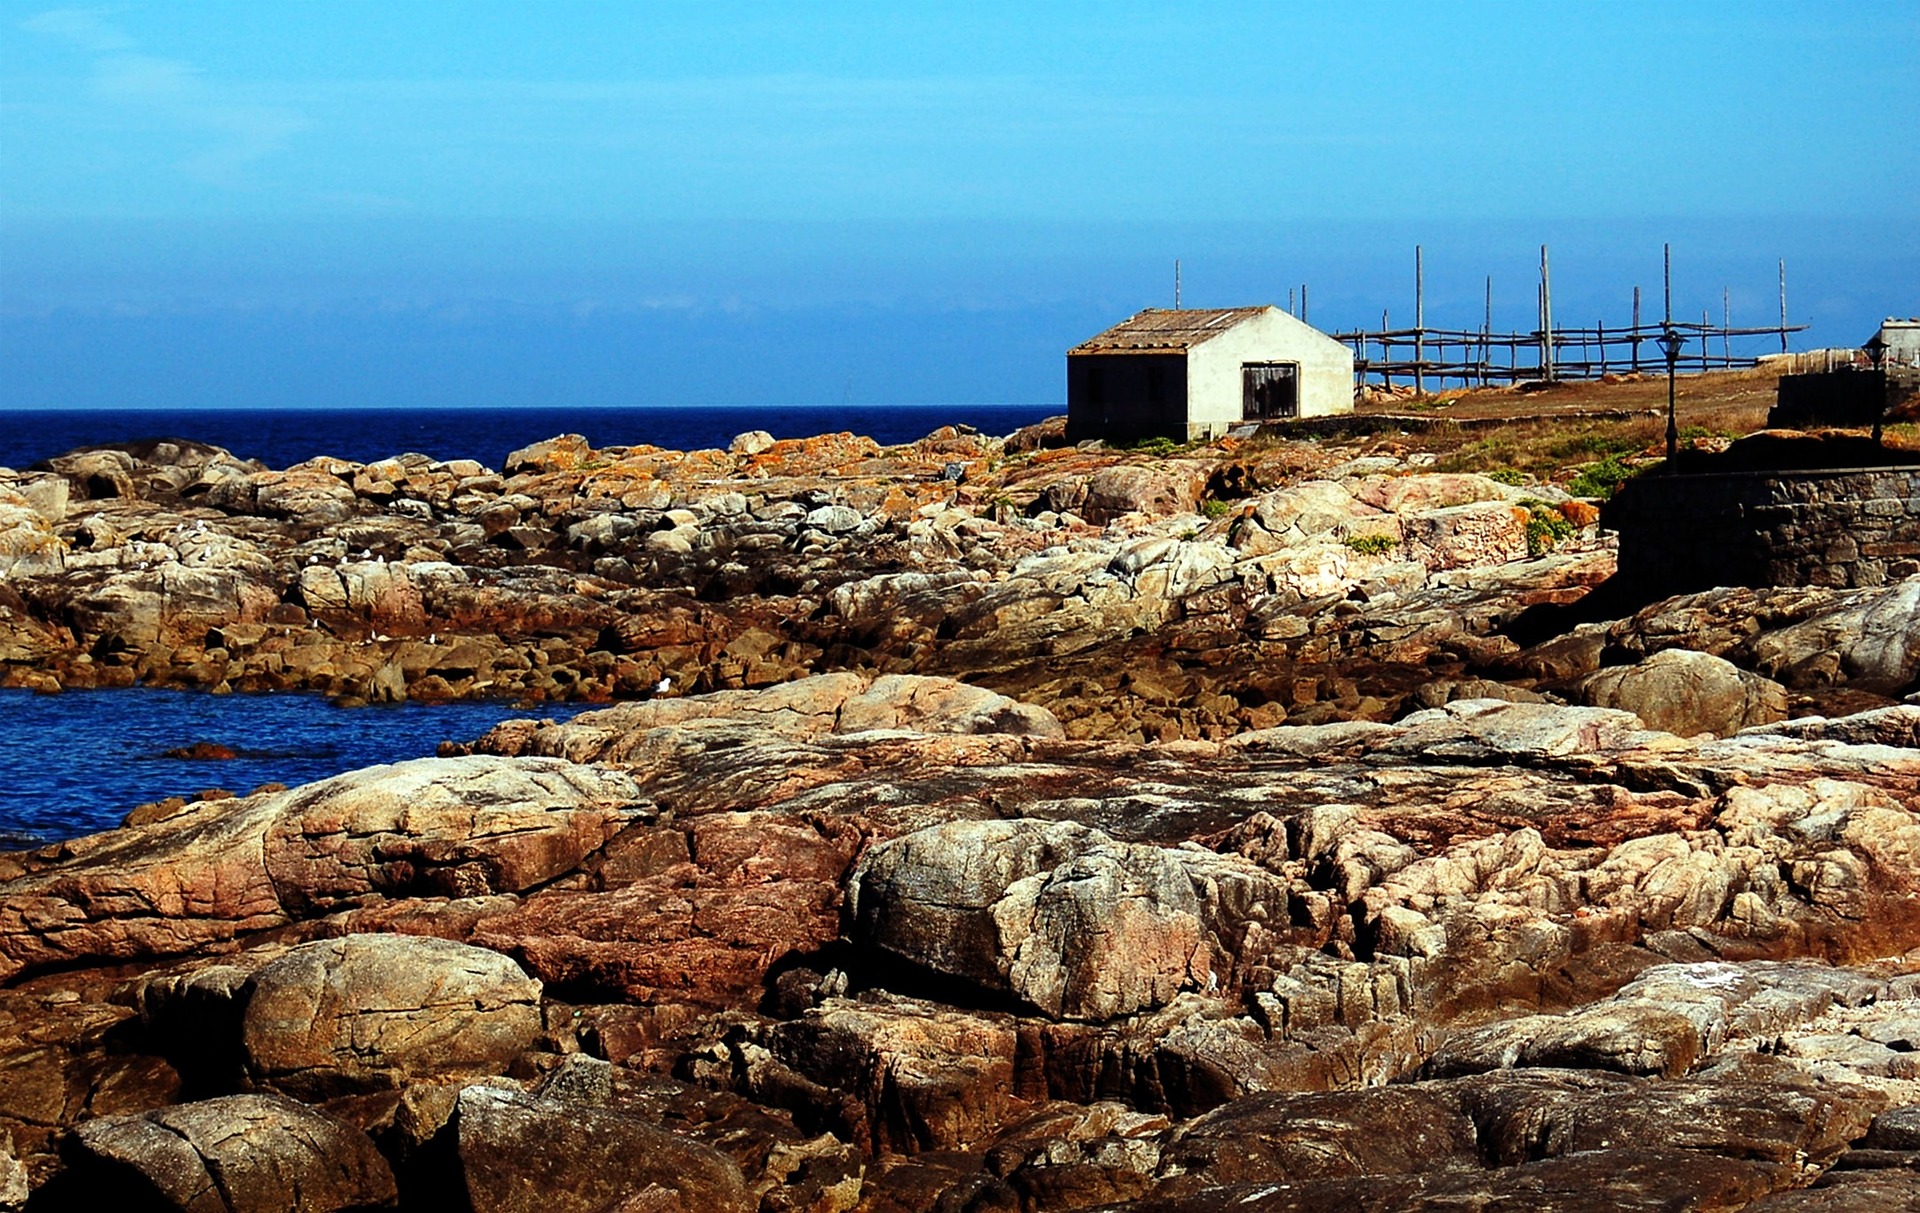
1567 453 1641 500
1343 533 1398 557
1123 436 1184 457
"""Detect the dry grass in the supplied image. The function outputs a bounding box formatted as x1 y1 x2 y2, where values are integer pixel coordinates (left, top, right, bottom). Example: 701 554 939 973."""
1371 365 1780 423
1333 368 1781 486
1227 367 1917 490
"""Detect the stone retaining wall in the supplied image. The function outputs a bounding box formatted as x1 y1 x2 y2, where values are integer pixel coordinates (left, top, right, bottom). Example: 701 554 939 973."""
1603 465 1920 592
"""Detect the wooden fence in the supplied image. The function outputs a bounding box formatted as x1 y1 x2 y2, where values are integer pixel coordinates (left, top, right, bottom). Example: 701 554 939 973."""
1318 244 1807 392
1336 320 1807 390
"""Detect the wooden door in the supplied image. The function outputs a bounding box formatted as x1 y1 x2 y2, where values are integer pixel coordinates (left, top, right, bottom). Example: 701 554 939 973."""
1242 363 1299 420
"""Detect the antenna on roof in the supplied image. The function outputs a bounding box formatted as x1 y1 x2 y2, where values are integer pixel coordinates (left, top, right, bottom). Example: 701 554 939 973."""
1174 260 1182 310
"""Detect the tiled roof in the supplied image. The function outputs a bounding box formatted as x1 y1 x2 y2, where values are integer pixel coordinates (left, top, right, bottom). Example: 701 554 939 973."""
1069 307 1270 354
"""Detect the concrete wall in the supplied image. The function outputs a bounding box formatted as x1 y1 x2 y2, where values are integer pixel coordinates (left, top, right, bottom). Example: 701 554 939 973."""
1605 466 1920 593
1065 354 1189 443
1186 309 1355 438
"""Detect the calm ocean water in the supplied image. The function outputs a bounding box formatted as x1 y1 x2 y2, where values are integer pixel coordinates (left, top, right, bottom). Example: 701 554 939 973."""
0 404 1057 472
0 688 593 844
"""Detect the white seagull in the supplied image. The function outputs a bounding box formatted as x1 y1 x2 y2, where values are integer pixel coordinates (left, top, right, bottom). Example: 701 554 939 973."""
653 676 672 696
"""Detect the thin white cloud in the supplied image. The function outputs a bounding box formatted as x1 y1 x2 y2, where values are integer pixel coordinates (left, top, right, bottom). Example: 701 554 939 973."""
21 7 311 189
19 7 133 52
92 53 198 101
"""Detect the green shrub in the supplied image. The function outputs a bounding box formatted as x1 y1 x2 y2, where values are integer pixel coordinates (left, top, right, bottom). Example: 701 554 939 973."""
1518 500 1576 556
1343 533 1397 557
1485 468 1527 485
1200 498 1231 518
1567 453 1640 500
1125 436 1181 457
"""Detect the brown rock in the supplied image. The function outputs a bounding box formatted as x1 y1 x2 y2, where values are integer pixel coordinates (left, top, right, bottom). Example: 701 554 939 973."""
241 935 541 1098
0 756 644 980
455 1085 751 1213
162 742 239 760
1081 464 1206 524
63 1093 397 1212
261 755 646 914
504 433 594 476
1570 648 1789 737
846 819 1211 1021
1155 1086 1477 1186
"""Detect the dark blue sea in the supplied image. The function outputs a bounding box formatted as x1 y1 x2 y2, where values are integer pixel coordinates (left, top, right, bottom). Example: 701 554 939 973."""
0 688 593 845
0 404 1056 472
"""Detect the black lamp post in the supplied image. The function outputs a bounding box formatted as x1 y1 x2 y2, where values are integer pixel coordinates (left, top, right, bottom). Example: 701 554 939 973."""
1657 323 1687 460
1866 332 1889 445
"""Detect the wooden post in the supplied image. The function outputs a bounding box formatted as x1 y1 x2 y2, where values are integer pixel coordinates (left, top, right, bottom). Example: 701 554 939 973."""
1540 244 1554 381
1381 309 1390 389
1174 260 1181 310
1779 260 1789 353
1482 275 1492 386
1301 284 1308 324
1288 287 1295 317
1662 244 1678 459
1703 309 1711 373
1414 245 1425 396
1663 243 1672 326
1632 285 1642 372
1537 282 1546 379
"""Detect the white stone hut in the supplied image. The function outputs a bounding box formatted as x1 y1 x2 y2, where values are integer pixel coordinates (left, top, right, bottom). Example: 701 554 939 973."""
1873 318 1920 368
1066 306 1354 443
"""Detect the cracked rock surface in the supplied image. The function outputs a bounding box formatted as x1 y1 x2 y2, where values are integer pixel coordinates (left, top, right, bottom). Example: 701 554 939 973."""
240 935 542 1100
0 674 1912 1208
5 424 1920 1210
61 1093 396 1212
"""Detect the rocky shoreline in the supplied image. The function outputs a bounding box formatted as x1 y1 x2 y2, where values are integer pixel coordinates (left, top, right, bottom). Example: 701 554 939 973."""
2 420 1920 1210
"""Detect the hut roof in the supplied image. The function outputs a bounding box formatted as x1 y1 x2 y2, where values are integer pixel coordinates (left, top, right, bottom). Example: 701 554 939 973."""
1069 307 1271 355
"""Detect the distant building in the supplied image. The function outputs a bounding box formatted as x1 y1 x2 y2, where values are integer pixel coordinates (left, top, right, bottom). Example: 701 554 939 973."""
1875 318 1920 368
1768 317 1920 429
1066 307 1355 443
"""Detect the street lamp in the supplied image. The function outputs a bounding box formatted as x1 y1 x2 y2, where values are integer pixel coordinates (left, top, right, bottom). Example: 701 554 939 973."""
1657 323 1688 460
1866 332 1889 445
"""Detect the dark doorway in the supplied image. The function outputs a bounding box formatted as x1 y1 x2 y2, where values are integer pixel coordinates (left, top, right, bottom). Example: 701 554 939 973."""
1242 363 1299 420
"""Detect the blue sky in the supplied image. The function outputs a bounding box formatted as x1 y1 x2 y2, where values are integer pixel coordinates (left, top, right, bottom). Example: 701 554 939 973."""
2 2 1916 408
